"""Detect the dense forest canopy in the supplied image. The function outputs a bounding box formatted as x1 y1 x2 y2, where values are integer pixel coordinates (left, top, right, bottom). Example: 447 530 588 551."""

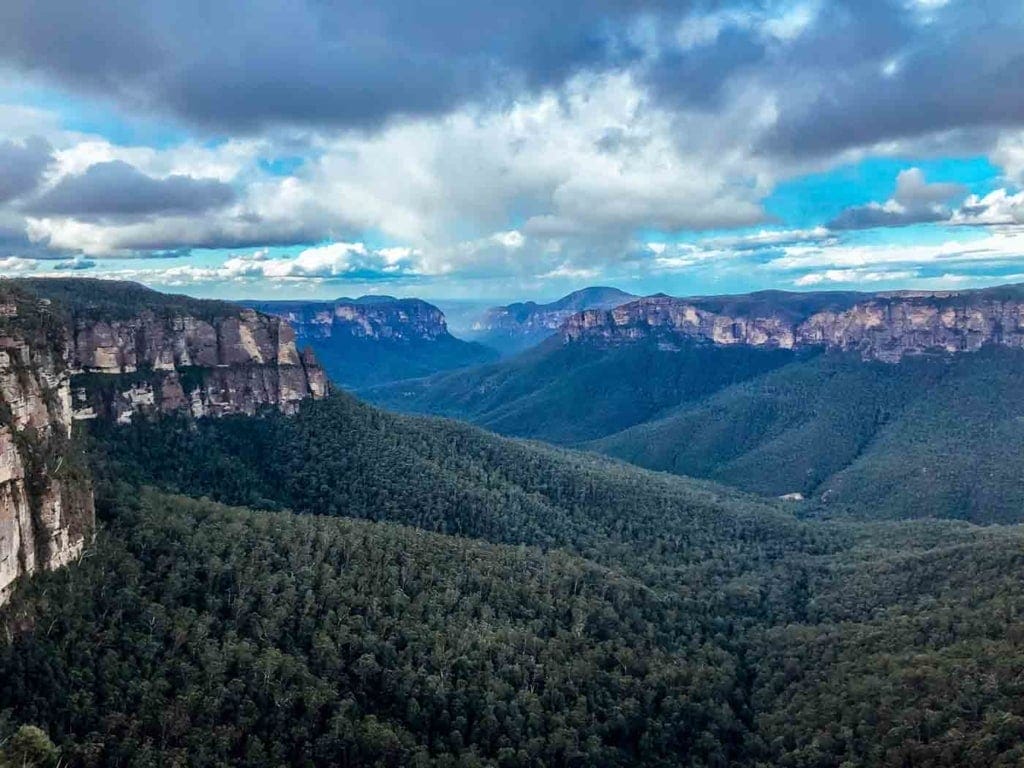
368 340 1024 523
2 393 1024 766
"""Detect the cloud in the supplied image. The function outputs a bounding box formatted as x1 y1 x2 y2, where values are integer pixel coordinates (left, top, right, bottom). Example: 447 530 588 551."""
0 137 52 203
0 0 1021 179
794 268 917 286
5 2 1024 296
953 189 1024 226
29 160 237 220
828 168 966 229
0 0 699 132
0 256 39 274
80 242 423 287
699 226 832 250
993 132 1024 183
768 230 1024 272
762 0 1024 155
52 255 97 271
3 71 776 266
222 242 417 279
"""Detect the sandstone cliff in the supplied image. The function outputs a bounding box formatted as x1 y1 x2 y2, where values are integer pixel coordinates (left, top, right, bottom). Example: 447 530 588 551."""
0 288 93 606
247 296 496 388
1 278 331 605
67 309 330 422
472 287 636 356
248 296 451 344
15 280 329 423
562 285 1024 362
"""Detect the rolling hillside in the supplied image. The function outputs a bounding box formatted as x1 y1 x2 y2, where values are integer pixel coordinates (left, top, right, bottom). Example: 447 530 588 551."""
3 392 1024 765
366 284 1024 523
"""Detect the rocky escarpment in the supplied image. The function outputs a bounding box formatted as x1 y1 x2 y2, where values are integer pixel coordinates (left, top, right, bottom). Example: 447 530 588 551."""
15 279 329 423
67 310 329 423
0 289 93 606
247 296 497 388
473 287 636 356
247 296 452 344
562 285 1024 362
1 278 331 604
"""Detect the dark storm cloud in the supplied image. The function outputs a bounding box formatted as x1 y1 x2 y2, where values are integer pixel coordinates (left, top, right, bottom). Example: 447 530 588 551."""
827 168 967 230
29 161 236 219
2 0 1024 158
644 27 766 109
827 204 950 230
0 0 694 131
0 138 53 203
763 0 1024 155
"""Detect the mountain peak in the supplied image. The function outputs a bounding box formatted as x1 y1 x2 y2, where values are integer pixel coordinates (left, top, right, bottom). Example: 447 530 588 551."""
472 286 637 355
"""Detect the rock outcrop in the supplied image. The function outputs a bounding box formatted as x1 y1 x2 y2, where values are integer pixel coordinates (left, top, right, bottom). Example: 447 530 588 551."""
0 278 332 604
67 309 329 423
0 290 93 606
562 285 1024 362
248 296 451 344
473 287 636 356
247 296 497 388
7 279 328 423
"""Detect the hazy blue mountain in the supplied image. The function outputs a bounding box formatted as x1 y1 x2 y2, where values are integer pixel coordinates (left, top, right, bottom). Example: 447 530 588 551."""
468 286 637 355
246 295 497 388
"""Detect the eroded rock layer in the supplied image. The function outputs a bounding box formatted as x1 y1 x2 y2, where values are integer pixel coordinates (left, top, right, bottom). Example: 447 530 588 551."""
67 309 329 422
0 292 93 605
1 278 332 604
563 286 1024 362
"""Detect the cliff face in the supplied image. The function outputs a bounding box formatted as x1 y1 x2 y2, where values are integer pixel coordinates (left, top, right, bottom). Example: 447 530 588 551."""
473 287 636 356
247 296 498 389
1 278 331 605
248 296 450 344
68 309 330 423
0 293 93 606
562 286 1024 362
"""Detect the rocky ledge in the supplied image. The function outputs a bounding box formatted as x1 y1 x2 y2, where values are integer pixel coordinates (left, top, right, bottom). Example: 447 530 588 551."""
247 296 451 344
67 308 329 423
14 279 329 422
562 285 1024 363
1 278 333 604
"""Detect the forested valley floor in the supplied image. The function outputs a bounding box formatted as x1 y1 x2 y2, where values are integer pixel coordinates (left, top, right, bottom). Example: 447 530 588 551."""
2 394 1024 766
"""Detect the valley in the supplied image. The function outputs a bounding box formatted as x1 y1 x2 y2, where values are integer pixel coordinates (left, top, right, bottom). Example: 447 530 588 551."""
2 5 1022 765
467 287 638 357
368 283 1024 523
2 278 1024 766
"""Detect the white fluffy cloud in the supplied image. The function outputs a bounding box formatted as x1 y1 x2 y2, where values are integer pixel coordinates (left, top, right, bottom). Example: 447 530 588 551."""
298 71 774 245
795 269 917 286
769 230 1024 272
12 72 778 278
0 256 38 273
221 243 415 279
953 189 1024 226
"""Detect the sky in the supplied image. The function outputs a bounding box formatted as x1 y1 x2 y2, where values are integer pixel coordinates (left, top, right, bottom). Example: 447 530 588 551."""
1 0 1024 303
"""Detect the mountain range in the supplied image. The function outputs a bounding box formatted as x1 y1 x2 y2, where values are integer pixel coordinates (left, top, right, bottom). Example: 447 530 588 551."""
4 278 1024 765
247 295 496 388
467 286 637 356
367 282 1024 523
